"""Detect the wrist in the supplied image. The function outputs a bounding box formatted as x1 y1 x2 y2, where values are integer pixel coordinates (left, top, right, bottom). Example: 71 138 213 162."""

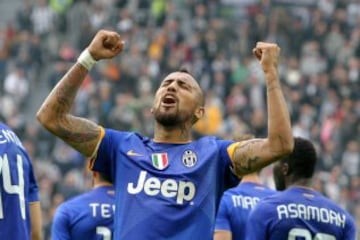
264 69 279 84
263 68 278 77
77 49 97 71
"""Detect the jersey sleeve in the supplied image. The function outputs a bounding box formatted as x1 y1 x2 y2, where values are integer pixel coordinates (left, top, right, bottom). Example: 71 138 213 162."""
246 203 269 240
51 204 72 240
90 128 118 181
218 139 239 189
27 158 39 202
214 192 232 232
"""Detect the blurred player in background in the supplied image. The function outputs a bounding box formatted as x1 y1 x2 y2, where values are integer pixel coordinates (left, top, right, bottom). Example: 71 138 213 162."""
51 170 115 240
246 137 357 240
37 29 294 239
214 170 276 240
214 134 277 240
0 122 42 240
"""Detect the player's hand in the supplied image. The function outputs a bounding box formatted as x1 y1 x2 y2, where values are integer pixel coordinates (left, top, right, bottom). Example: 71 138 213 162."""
87 30 125 61
252 42 280 73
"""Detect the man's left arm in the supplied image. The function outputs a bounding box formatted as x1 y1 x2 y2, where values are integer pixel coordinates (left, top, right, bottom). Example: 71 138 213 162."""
230 42 293 177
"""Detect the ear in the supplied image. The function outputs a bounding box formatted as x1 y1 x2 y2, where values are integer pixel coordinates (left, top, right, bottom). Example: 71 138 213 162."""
282 163 290 176
194 106 205 120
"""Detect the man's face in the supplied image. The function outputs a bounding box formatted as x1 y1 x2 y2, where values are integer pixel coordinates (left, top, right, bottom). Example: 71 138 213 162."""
152 72 203 127
273 162 286 191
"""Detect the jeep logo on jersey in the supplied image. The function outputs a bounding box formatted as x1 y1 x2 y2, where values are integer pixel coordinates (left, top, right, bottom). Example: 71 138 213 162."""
151 153 168 170
182 150 197 167
127 171 196 204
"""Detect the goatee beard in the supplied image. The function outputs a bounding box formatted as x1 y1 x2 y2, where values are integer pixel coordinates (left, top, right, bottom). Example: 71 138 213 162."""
154 111 181 127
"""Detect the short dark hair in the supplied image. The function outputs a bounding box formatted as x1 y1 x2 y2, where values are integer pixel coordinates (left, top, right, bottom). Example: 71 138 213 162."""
281 137 317 179
178 67 191 74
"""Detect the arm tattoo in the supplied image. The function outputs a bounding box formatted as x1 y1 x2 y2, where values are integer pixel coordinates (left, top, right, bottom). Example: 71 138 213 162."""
58 126 99 143
232 139 262 175
54 115 99 141
233 156 259 175
55 65 88 110
37 64 99 156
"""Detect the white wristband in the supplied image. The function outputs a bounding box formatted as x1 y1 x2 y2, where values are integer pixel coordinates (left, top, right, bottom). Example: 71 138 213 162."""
77 49 97 70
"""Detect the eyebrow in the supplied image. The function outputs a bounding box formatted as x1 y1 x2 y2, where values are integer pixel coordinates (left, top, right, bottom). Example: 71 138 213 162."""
162 78 193 86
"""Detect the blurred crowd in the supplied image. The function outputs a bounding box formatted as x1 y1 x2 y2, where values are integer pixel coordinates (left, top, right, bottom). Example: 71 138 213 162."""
0 0 359 238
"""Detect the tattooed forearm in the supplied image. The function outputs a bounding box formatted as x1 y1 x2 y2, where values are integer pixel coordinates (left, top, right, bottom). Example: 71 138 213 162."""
55 65 88 110
267 85 280 92
266 79 281 92
37 64 99 156
233 156 260 176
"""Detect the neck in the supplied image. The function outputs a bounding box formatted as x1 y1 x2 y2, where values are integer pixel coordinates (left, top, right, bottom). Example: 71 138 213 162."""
241 173 261 183
153 122 192 143
288 178 313 190
93 182 112 189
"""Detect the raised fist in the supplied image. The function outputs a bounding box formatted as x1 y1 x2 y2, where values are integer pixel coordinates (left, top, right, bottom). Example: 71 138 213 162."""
252 42 280 73
87 30 125 61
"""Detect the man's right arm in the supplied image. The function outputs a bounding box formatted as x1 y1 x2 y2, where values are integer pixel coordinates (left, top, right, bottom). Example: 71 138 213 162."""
36 30 124 157
37 64 101 157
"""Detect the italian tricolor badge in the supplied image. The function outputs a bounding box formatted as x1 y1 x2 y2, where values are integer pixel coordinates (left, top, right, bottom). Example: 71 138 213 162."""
151 153 169 170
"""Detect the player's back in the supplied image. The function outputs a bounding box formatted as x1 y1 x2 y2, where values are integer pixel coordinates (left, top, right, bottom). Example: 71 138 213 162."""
0 123 39 240
215 182 276 239
247 186 356 240
52 185 115 240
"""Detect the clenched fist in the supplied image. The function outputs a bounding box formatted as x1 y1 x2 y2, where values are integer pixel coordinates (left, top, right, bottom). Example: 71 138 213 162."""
252 42 280 73
87 30 125 61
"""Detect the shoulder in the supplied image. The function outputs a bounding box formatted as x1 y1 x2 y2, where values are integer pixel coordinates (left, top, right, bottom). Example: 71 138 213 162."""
194 136 234 148
249 199 273 221
56 192 89 212
103 129 149 142
253 191 282 210
221 187 238 200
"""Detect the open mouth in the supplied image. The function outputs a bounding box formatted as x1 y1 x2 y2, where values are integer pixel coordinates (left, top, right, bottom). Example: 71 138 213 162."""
161 95 177 106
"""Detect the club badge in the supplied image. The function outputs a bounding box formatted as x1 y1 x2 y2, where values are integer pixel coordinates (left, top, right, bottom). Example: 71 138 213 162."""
182 150 197 168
